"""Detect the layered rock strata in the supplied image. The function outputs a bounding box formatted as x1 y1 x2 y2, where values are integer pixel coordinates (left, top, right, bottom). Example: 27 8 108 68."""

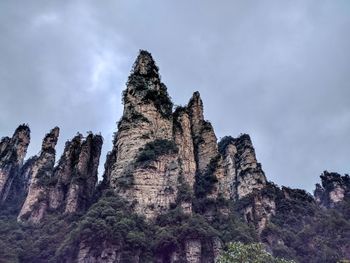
17 127 60 223
104 51 268 222
17 130 103 223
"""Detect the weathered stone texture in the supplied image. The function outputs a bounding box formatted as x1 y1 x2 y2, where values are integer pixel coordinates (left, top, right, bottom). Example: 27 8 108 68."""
173 107 196 188
314 171 350 208
17 129 103 223
185 239 202 263
18 127 59 223
244 194 276 234
188 92 218 175
0 125 30 203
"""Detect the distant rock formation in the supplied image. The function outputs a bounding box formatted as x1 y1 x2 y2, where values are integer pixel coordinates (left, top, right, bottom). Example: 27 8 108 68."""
314 171 350 208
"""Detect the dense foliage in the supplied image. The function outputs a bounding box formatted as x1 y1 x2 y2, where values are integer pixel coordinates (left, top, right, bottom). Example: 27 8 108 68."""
1 182 350 262
194 155 220 198
0 188 259 262
217 242 295 263
259 185 350 263
136 139 178 164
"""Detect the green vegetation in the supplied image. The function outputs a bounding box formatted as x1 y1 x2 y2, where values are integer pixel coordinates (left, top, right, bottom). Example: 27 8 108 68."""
1 172 350 262
176 175 193 203
125 69 173 119
217 242 295 263
142 85 173 118
136 139 178 164
36 168 58 187
172 106 187 133
56 192 153 261
194 155 220 198
117 106 150 130
218 136 235 155
115 165 135 189
257 184 350 263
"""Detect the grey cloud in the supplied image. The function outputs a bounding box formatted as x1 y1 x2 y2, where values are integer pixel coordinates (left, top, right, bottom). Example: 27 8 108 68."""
1 0 349 191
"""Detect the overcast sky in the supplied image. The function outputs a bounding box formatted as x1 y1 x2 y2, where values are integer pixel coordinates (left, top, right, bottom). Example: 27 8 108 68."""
1 0 349 192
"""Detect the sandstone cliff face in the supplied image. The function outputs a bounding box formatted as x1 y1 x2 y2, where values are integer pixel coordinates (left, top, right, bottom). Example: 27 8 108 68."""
244 193 276 234
18 127 60 223
231 135 267 199
188 92 218 176
64 133 103 213
49 134 82 211
0 125 30 204
213 135 267 200
77 241 141 263
107 51 173 187
17 130 103 223
314 171 350 208
104 51 182 219
173 107 196 188
104 51 268 224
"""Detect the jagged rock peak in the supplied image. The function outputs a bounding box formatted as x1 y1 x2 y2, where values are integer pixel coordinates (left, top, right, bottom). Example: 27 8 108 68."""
131 50 160 78
41 127 59 152
122 50 173 119
0 137 11 156
0 125 31 203
17 127 59 223
188 91 204 124
7 124 31 164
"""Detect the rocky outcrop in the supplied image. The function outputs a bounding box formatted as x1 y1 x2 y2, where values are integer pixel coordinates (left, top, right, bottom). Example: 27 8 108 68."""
173 107 196 188
243 193 276 234
232 135 267 199
185 239 202 263
49 134 82 210
104 51 182 219
106 50 173 188
63 133 103 213
103 51 269 222
0 125 30 204
314 171 350 208
188 92 218 176
17 130 103 223
77 241 124 263
214 135 267 200
18 127 59 223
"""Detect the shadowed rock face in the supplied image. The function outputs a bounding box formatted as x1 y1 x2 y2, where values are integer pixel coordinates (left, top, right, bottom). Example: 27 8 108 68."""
0 124 30 204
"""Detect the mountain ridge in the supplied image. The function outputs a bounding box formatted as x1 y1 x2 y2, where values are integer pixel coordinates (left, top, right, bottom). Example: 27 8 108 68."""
0 50 349 262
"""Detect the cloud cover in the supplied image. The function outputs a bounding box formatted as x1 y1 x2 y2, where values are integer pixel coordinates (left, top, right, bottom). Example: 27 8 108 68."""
0 0 349 191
